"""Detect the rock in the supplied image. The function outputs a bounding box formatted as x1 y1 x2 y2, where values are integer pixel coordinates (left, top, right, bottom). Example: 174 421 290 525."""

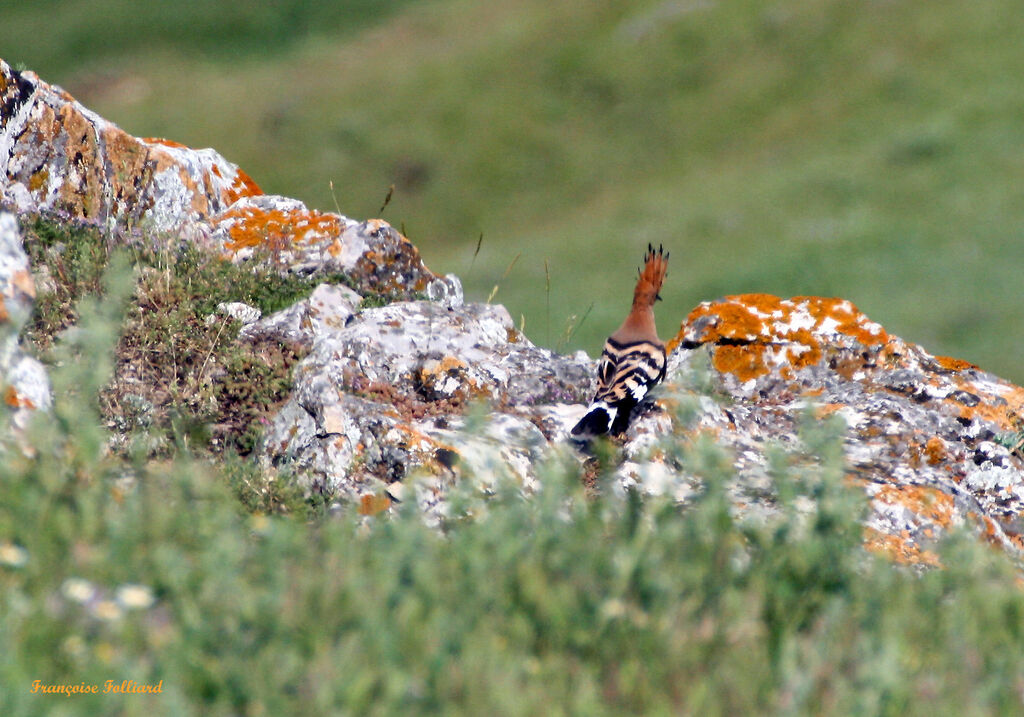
0 212 51 434
8 57 1024 566
1 59 259 229
426 273 464 309
290 299 593 407
208 195 452 298
258 288 1024 566
640 294 1024 564
239 283 362 348
213 302 261 326
259 295 594 515
0 58 448 299
257 287 1024 565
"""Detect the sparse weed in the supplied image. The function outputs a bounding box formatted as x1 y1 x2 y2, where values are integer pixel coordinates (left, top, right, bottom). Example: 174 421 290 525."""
20 216 317 459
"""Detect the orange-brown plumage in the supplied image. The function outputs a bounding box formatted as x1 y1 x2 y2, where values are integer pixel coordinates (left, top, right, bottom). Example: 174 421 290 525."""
613 243 669 343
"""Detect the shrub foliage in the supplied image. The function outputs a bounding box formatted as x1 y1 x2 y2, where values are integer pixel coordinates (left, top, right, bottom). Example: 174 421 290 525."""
2 243 1024 715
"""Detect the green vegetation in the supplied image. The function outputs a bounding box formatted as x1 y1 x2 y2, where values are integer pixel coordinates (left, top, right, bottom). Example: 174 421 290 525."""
4 0 1022 379
21 216 314 458
19 215 431 460
0 0 427 79
4 259 1024 714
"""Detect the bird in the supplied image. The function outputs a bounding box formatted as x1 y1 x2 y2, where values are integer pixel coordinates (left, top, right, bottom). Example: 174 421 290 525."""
571 243 669 439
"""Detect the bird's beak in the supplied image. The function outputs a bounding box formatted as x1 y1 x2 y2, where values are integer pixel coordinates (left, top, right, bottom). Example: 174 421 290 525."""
655 293 663 302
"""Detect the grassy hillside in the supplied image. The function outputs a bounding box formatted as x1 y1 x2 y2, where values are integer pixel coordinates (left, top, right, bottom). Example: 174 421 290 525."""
4 0 1024 381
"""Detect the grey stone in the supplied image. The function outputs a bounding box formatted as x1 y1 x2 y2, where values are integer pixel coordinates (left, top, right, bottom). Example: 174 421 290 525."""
0 212 51 435
239 283 362 348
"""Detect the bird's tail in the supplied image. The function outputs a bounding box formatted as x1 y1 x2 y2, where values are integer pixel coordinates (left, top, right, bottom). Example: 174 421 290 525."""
633 243 669 308
570 403 617 439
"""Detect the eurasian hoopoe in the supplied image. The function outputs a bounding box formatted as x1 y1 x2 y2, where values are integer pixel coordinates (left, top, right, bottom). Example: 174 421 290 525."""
571 243 669 439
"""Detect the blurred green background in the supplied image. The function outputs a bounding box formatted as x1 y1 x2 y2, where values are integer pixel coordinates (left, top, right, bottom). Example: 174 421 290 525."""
4 0 1024 380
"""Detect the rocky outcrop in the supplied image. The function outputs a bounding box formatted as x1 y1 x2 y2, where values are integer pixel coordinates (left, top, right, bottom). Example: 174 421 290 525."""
246 283 1024 564
0 212 51 435
650 295 1024 565
5 57 1024 564
1 61 258 231
250 287 1024 562
0 58 454 300
253 292 593 522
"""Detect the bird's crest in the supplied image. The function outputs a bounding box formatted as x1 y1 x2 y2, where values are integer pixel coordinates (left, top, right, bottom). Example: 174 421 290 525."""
633 243 669 309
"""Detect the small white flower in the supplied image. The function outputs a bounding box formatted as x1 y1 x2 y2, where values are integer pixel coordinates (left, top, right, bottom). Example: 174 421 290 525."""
0 542 28 567
115 583 155 610
61 577 96 604
92 599 123 622
61 635 87 659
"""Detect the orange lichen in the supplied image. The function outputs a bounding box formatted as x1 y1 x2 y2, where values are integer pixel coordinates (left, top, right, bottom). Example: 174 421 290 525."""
12 269 34 299
223 168 263 204
142 137 189 149
873 484 955 528
935 355 977 372
814 403 844 419
951 382 1024 431
55 103 104 219
713 344 769 382
793 295 889 347
672 295 891 381
4 386 35 410
390 423 441 448
784 328 822 370
358 493 392 516
864 527 941 567
28 167 48 194
435 356 468 373
418 356 481 397
971 514 1024 551
101 126 152 208
682 294 776 344
923 436 947 465
218 205 342 253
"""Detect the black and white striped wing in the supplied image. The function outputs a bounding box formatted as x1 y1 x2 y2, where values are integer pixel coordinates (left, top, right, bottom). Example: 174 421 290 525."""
593 338 667 406
571 338 667 437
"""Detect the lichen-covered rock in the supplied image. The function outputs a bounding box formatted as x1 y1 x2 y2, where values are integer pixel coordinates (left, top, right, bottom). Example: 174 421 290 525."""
0 58 449 299
239 283 362 348
213 302 262 326
208 195 453 298
0 60 260 229
258 288 1024 565
259 295 594 511
628 294 1024 565
0 212 51 433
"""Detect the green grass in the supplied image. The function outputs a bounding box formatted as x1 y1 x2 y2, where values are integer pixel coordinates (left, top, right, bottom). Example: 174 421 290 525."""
5 0 1021 379
0 0 427 79
4 261 1024 714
